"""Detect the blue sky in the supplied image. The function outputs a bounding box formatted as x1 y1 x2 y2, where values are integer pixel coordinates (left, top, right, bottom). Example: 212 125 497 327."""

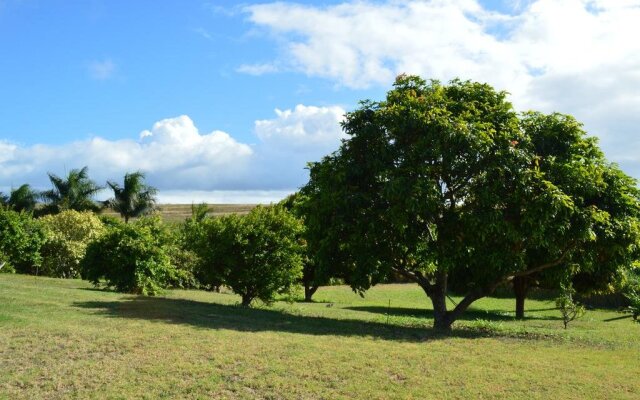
0 0 370 144
1 0 639 202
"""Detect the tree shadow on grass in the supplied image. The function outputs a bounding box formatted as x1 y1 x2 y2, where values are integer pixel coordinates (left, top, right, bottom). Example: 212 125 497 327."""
344 306 561 321
72 296 526 343
602 314 633 322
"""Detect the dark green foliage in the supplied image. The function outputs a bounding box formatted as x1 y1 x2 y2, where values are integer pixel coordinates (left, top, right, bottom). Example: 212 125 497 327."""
165 245 201 289
41 166 102 214
106 171 157 223
179 207 217 290
81 216 173 295
625 291 640 322
279 192 333 301
623 270 640 322
0 208 45 274
193 205 304 306
303 75 640 331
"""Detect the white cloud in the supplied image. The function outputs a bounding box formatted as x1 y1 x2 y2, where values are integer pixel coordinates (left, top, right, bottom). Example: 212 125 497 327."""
244 0 640 177
0 115 254 195
0 108 345 203
88 59 116 80
251 104 346 190
237 62 280 75
256 104 346 150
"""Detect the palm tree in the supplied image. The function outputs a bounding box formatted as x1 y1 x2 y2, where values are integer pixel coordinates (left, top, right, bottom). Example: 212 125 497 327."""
7 184 39 212
41 166 103 214
106 171 157 223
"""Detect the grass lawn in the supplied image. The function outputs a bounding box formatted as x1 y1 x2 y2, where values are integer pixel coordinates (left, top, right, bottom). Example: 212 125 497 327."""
1 274 638 399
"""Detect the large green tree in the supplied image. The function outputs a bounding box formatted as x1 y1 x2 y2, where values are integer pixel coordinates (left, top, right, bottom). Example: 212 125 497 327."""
41 166 102 214
470 112 640 319
106 171 157 223
304 75 640 331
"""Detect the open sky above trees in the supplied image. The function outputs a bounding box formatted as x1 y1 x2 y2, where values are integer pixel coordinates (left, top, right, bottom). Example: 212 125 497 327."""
1 0 639 203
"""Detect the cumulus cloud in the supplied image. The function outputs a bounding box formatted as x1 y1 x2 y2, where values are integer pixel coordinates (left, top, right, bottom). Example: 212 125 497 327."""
0 107 345 203
88 59 116 80
252 104 346 189
256 104 346 150
244 0 640 177
0 115 253 194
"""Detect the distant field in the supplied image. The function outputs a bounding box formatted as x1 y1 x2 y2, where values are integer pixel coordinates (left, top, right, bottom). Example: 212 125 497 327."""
102 204 258 223
1 274 639 399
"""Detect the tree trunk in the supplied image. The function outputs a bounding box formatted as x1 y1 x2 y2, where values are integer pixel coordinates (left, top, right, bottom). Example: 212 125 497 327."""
513 276 530 319
430 270 453 332
241 294 253 307
304 284 318 302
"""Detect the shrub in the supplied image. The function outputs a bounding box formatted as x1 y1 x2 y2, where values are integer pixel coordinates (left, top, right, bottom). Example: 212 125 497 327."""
0 208 45 274
196 205 304 306
40 210 106 278
0 251 16 273
179 209 222 291
81 216 173 295
556 282 586 329
625 290 640 322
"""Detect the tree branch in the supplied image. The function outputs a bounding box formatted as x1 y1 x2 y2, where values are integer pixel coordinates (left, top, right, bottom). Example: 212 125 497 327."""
447 243 576 321
392 267 434 296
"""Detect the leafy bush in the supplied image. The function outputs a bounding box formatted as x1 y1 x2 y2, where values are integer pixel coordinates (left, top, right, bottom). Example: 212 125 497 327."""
165 245 201 289
625 290 640 322
0 251 16 273
195 205 304 306
179 209 222 291
556 282 586 329
81 216 173 295
0 208 45 274
40 210 105 278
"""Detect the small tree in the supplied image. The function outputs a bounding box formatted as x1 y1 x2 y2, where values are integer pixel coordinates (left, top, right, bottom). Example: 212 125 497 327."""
106 171 157 223
40 210 105 278
81 216 172 295
196 206 304 306
41 166 102 214
555 282 586 329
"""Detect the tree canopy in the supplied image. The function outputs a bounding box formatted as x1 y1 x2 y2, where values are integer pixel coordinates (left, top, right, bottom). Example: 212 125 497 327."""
191 205 304 306
41 166 102 214
303 75 640 330
106 171 158 223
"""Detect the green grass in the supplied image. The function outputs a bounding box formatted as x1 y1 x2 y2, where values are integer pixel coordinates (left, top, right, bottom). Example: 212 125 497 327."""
1 274 638 399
